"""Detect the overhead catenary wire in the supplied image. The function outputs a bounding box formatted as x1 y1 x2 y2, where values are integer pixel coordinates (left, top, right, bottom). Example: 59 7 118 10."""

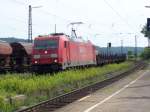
102 0 142 53
8 0 73 26
6 0 141 33
5 0 142 39
10 0 72 23
38 9 72 23
7 0 123 32
103 0 138 34
8 0 27 5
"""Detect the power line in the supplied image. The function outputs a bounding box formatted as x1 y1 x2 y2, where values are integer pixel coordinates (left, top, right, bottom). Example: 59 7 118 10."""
8 0 72 23
6 0 140 39
38 9 71 23
8 0 27 5
103 0 137 33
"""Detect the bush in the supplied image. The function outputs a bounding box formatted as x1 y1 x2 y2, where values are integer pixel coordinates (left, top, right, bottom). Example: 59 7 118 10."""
140 47 150 60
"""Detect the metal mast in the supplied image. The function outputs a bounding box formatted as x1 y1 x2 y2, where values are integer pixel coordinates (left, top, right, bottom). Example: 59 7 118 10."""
121 40 123 54
28 5 32 43
135 35 137 59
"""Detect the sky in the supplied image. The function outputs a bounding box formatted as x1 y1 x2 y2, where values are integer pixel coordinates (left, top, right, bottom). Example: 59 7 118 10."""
0 0 149 47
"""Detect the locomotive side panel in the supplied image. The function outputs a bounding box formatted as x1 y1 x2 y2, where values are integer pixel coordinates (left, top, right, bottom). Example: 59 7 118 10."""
68 41 96 67
68 41 79 67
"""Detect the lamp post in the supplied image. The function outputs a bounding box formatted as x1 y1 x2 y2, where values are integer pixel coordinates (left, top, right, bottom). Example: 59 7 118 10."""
28 5 42 43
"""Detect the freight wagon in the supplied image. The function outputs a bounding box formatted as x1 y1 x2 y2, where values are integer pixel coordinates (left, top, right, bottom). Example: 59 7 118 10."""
0 41 12 72
10 42 32 72
0 41 32 73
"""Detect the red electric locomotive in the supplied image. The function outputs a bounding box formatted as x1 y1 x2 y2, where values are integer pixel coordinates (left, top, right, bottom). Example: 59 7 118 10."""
31 33 96 72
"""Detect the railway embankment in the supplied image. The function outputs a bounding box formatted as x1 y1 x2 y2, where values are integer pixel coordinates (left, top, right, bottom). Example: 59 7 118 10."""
0 61 134 112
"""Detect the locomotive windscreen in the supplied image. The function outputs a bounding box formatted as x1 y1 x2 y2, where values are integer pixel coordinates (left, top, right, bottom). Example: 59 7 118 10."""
34 40 58 49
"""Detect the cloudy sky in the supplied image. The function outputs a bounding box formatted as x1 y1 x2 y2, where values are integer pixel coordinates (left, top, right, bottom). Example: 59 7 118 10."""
0 0 149 47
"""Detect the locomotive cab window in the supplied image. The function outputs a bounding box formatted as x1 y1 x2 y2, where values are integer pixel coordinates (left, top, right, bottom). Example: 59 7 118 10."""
64 41 67 48
34 40 58 49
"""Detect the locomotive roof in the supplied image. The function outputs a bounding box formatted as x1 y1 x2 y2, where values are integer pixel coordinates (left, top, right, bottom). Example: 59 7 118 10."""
36 33 92 44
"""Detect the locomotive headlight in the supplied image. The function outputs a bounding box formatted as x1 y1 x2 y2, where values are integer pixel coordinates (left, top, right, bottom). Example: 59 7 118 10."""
33 55 40 59
34 61 38 64
50 54 58 58
54 59 57 63
44 50 48 54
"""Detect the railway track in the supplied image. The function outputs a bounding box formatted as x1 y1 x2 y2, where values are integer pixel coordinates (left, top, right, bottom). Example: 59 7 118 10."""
17 61 146 112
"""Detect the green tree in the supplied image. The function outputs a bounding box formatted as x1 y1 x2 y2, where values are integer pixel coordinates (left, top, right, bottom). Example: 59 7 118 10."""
140 47 150 60
141 25 150 47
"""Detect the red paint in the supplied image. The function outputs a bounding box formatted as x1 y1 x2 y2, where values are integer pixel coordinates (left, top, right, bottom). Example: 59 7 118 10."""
32 34 96 69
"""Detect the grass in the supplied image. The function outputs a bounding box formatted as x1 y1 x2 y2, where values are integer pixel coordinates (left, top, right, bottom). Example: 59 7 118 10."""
0 61 133 111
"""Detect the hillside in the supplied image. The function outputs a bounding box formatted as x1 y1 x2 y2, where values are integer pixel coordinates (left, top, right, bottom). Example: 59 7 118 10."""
0 37 28 43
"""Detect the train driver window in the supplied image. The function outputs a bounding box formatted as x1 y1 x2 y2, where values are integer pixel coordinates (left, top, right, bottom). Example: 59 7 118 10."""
64 41 67 48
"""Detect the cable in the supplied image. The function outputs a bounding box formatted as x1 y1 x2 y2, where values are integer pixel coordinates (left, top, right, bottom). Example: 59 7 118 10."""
8 0 27 5
103 0 137 33
8 0 72 24
5 0 141 39
38 9 71 23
